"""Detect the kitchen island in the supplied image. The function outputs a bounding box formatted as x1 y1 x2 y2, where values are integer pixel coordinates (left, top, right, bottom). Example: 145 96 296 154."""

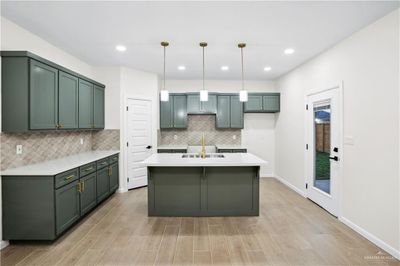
141 153 267 216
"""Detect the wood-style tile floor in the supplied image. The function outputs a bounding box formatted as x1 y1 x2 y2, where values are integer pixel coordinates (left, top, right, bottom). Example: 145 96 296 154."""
1 178 399 265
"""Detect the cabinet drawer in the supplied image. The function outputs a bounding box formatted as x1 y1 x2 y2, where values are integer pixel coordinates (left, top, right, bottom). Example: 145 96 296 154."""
232 149 247 153
79 162 96 177
217 149 233 153
96 158 109 170
55 168 79 189
108 154 119 164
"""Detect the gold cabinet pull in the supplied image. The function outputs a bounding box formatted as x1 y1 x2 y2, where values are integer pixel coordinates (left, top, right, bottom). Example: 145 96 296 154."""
77 182 82 193
59 124 63 128
84 167 93 172
81 181 85 192
108 167 112 176
101 162 107 165
64 174 74 180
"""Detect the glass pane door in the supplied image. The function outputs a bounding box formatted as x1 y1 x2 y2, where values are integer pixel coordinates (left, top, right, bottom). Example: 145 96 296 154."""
313 104 331 194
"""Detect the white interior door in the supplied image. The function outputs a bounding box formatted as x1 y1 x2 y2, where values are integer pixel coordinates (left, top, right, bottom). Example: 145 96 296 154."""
126 98 152 189
306 87 342 216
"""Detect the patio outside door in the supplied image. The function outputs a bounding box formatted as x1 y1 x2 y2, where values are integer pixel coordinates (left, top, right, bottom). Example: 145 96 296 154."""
306 86 342 216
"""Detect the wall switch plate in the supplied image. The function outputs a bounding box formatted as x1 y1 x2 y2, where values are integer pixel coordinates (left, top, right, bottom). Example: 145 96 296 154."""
174 135 178 140
232 135 237 140
80 138 84 145
16 145 23 155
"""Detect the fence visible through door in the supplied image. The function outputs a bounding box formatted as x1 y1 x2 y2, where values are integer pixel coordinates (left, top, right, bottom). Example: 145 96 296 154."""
306 85 342 216
126 98 152 189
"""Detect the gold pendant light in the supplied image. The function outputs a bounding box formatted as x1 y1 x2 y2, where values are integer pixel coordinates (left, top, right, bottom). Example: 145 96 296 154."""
238 43 248 102
160 41 169 102
199 42 208 102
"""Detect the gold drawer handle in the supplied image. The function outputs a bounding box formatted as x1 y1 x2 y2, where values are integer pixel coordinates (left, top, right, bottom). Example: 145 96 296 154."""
101 162 107 165
64 174 74 180
84 167 93 172
77 182 82 192
81 181 85 192
113 157 118 161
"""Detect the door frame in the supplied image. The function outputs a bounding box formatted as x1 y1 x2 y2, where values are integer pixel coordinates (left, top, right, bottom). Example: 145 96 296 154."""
304 81 344 217
122 96 153 192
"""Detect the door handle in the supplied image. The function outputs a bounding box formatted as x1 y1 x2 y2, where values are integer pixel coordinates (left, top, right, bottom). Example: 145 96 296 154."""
329 156 339 161
146 145 152 149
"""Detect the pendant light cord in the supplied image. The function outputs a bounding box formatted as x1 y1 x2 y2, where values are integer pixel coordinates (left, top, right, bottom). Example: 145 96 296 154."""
202 46 205 91
163 45 166 90
241 46 244 91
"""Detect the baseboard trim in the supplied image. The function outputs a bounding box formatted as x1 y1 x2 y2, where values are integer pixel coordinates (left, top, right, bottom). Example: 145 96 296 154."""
117 188 128 193
0 240 9 250
274 175 306 197
339 216 400 260
260 172 274 178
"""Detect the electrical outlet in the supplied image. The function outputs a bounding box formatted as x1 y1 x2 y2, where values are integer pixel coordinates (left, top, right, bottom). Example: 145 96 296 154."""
16 145 23 155
174 135 178 140
232 135 236 140
80 138 84 145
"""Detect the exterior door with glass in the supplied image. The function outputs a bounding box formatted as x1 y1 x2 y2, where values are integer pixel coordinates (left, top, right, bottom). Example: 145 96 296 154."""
306 86 342 216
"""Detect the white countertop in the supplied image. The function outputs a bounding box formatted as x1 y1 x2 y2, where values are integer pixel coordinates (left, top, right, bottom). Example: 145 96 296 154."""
1 150 120 176
141 153 267 167
157 145 188 150
215 145 247 150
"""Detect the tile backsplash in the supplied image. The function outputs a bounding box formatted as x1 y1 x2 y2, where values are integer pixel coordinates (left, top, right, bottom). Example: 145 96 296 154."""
158 115 241 145
1 130 120 171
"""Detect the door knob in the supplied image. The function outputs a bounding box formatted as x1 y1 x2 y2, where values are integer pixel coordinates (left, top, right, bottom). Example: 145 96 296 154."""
329 156 339 161
146 145 152 149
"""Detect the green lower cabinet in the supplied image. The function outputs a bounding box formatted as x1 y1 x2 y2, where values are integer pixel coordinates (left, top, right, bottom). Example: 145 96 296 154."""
80 172 97 216
55 180 80 235
96 166 110 202
109 163 119 192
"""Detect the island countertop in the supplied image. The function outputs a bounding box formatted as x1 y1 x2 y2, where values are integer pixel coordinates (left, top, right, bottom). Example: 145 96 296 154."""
141 153 267 167
1 150 120 176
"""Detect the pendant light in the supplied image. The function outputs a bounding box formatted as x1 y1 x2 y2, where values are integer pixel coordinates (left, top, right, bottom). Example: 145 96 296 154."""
199 42 208 102
238 43 248 102
160 41 169 102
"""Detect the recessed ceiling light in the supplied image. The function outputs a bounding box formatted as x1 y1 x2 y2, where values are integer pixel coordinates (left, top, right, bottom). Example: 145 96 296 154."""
115 45 127 52
177 65 186 70
221 66 229 71
264 66 272 72
284 48 295 55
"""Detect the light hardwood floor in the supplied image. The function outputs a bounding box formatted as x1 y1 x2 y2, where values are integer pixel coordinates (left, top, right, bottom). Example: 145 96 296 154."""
1 178 399 266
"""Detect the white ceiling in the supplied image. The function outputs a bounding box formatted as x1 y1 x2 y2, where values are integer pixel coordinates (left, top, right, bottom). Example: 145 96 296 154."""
1 1 398 80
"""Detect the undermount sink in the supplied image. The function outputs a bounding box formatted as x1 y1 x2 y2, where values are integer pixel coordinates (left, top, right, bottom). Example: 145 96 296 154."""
182 154 225 159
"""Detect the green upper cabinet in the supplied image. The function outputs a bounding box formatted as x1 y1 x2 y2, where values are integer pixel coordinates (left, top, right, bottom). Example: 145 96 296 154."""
244 93 280 113
263 94 280 112
216 95 231 128
216 94 244 129
173 95 187 128
78 79 94 129
93 85 105 129
160 94 187 129
30 60 58 130
58 71 79 129
1 51 105 132
187 93 217 114
230 95 244 128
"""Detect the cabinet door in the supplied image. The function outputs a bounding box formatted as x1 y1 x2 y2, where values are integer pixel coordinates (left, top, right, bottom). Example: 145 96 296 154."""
230 96 244 128
263 95 280 112
173 95 187 128
58 71 78 129
55 180 80 235
80 172 97 216
201 94 217 113
109 163 119 193
78 79 94 129
93 85 105 129
96 167 110 202
244 95 263 112
216 95 230 128
187 94 200 114
160 98 173 129
29 59 58 130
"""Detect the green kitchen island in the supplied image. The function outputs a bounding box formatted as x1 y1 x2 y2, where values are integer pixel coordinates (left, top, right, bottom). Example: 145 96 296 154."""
141 153 267 216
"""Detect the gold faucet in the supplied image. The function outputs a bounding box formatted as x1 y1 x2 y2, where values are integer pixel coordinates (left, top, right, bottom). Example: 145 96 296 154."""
200 134 206 159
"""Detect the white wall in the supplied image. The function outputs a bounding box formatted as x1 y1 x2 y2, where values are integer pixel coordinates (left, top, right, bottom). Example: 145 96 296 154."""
167 79 277 176
275 9 400 257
